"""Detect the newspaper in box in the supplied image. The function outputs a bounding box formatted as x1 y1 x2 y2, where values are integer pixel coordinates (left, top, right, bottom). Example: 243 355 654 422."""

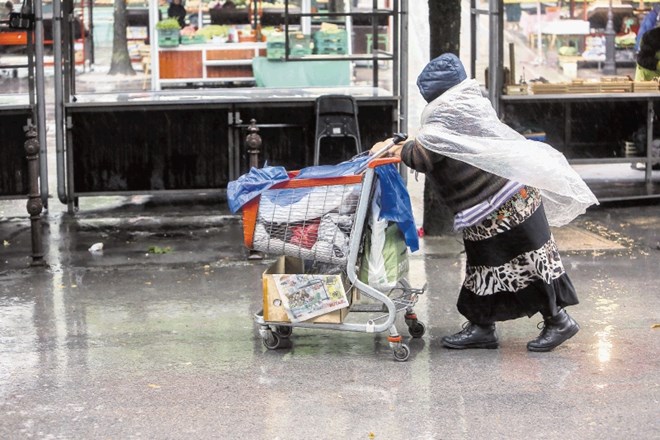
263 256 351 323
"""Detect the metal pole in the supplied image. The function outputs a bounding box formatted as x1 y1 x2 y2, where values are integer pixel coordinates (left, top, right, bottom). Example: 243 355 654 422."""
398 0 407 125
245 119 263 261
34 0 49 208
488 0 503 114
54 0 69 207
88 0 94 65
602 0 617 75
470 0 477 79
646 100 653 183
535 1 542 64
372 0 378 87
149 0 160 90
24 125 46 267
398 0 408 183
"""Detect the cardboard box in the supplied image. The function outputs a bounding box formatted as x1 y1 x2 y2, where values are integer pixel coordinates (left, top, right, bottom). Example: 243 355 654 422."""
263 256 350 324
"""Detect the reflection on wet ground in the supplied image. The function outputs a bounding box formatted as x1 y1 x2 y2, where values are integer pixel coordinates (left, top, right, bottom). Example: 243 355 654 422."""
0 197 658 438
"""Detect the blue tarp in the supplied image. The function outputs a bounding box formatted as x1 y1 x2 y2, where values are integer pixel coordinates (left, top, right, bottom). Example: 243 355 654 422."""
227 166 289 214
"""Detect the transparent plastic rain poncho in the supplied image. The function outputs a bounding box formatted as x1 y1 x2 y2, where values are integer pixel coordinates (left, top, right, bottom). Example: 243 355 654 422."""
415 79 599 227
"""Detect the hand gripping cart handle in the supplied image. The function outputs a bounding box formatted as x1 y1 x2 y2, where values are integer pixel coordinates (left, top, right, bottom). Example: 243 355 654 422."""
245 133 426 362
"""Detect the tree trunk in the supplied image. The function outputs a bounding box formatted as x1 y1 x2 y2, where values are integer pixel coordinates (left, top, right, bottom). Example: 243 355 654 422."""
428 0 462 58
108 0 135 75
422 0 462 236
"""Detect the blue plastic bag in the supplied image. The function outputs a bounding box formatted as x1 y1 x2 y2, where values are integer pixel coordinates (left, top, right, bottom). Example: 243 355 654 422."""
294 153 369 179
374 165 419 252
226 166 289 213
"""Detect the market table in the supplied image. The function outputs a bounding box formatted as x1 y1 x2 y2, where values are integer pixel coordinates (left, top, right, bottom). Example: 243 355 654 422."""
61 87 399 210
0 95 32 199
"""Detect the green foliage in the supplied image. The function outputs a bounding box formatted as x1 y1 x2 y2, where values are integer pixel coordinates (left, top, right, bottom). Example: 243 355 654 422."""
195 24 230 39
156 18 181 30
148 245 173 254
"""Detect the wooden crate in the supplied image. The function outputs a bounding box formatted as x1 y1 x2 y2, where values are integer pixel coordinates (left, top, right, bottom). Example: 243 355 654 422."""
633 82 659 92
505 84 529 95
530 83 568 94
600 81 632 93
567 80 600 93
601 76 631 83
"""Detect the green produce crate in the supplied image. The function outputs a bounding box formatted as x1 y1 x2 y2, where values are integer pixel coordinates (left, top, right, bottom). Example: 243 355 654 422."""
181 35 206 45
158 29 180 47
313 29 347 54
267 32 312 59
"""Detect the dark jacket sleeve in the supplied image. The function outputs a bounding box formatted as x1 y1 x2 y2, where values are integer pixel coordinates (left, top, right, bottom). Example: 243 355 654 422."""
400 139 442 173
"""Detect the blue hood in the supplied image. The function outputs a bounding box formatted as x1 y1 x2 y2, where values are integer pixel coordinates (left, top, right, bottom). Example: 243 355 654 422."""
416 53 467 103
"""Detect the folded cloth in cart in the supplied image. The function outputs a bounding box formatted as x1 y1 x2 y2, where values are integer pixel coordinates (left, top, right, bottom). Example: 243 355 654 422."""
294 155 419 252
226 156 365 214
257 184 361 224
227 154 418 252
253 214 351 265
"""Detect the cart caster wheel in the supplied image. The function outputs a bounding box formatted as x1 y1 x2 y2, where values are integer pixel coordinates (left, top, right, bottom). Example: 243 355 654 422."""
275 326 292 338
393 344 410 362
408 321 426 339
263 331 281 350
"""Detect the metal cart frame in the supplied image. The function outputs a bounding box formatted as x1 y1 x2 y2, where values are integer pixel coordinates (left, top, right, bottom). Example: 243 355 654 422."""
244 156 425 361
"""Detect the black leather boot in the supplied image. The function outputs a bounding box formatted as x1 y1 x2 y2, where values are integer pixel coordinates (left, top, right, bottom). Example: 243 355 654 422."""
442 322 499 349
527 309 580 352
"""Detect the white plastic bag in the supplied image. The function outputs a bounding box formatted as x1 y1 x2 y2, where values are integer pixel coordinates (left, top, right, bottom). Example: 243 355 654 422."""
359 185 409 292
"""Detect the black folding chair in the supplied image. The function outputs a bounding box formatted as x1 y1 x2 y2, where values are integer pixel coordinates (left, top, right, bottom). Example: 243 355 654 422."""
313 95 362 165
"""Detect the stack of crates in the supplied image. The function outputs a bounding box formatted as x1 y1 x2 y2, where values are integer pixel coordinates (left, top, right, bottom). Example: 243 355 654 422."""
313 28 348 55
267 32 312 59
157 29 180 48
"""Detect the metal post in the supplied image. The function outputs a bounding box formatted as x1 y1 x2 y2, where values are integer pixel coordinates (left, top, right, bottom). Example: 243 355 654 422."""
54 0 70 207
602 0 617 75
245 119 263 261
470 0 477 79
34 0 49 208
488 0 503 114
246 119 262 170
24 124 46 267
398 0 408 183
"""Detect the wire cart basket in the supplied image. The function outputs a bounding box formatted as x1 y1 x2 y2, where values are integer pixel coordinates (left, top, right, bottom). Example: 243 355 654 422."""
242 150 426 362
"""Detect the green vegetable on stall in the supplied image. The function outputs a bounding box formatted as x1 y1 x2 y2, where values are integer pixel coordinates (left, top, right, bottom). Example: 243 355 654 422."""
156 18 181 31
195 25 230 39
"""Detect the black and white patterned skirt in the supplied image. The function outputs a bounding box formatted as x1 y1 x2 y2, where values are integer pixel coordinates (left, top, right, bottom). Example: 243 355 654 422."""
456 186 579 324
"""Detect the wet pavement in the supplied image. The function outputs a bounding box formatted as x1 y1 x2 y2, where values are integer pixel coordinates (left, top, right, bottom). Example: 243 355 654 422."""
2 2 660 437
0 194 659 439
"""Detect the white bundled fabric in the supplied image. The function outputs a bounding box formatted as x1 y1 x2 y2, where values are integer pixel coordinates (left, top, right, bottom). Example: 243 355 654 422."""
317 213 352 250
416 79 599 227
258 184 361 224
252 213 353 265
253 223 317 261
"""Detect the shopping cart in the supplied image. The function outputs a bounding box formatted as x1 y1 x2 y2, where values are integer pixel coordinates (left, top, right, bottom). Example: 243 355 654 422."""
242 134 426 361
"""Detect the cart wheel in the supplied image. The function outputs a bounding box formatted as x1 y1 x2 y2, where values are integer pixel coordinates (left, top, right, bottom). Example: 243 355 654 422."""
263 331 281 350
408 321 426 339
275 326 293 338
393 344 410 362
